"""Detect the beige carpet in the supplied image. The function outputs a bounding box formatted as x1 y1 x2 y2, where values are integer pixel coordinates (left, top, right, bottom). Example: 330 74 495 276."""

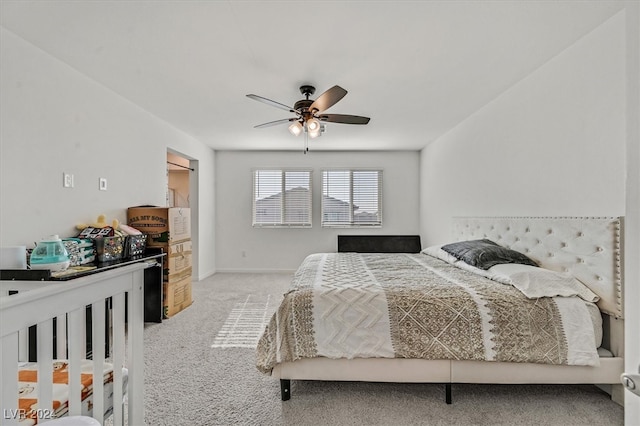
141 272 623 426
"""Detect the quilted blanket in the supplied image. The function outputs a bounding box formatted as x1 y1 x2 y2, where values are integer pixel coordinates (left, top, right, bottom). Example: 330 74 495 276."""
256 253 599 373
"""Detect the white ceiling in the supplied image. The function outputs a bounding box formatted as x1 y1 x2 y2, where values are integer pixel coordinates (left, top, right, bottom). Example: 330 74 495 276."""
0 1 624 151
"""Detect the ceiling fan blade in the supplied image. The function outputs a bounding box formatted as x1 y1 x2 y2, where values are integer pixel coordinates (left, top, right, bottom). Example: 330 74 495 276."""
319 114 370 125
254 118 297 128
309 85 348 113
247 94 297 113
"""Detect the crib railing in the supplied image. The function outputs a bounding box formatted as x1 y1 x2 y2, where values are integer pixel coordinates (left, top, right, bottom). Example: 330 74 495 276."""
0 263 146 425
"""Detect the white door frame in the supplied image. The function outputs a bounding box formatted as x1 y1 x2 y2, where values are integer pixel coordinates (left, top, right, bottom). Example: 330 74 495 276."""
188 158 199 280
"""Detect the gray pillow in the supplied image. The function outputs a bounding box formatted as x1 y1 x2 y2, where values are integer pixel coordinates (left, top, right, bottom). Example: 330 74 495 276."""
441 239 538 270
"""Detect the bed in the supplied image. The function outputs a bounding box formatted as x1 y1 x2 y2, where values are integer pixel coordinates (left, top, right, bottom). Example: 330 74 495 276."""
1 262 147 425
256 217 624 404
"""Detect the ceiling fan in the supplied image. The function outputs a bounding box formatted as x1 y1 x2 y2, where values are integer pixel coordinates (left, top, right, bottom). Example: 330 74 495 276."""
246 85 370 152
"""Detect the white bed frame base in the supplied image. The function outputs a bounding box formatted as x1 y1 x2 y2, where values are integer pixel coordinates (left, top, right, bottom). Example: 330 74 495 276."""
270 217 625 404
0 263 147 425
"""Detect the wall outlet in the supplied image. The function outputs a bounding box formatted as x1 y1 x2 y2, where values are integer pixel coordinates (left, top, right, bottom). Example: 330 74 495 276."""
99 177 108 191
63 173 74 188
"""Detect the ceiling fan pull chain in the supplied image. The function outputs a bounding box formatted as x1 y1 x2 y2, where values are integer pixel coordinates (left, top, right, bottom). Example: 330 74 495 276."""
304 130 309 154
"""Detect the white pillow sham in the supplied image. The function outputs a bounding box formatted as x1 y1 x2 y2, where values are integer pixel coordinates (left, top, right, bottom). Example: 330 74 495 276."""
487 263 600 303
422 244 599 303
421 245 459 264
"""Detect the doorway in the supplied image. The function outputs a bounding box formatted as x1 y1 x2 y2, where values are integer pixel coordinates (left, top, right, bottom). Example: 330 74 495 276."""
166 150 199 279
167 152 191 208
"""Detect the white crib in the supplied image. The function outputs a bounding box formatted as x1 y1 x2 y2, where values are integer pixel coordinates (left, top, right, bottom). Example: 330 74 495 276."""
0 263 147 425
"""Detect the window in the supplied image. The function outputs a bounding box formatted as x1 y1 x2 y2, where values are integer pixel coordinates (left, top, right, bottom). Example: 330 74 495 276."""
252 169 312 227
322 169 382 227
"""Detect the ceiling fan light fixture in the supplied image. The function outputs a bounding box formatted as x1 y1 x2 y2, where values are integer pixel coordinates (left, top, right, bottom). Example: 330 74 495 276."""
307 118 321 138
307 117 320 132
288 121 303 136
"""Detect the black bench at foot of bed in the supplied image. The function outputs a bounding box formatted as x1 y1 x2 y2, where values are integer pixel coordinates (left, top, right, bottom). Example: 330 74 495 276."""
337 235 421 254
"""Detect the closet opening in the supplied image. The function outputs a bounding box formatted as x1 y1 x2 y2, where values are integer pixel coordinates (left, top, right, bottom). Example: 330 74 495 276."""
166 150 199 279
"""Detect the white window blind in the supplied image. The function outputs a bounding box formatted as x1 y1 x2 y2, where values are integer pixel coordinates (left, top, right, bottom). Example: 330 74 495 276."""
253 169 312 227
322 170 382 227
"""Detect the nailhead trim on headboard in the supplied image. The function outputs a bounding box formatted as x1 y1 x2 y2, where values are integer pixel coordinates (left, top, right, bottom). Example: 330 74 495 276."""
451 216 623 318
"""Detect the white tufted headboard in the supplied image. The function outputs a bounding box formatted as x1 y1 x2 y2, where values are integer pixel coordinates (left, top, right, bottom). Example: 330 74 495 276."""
452 217 623 318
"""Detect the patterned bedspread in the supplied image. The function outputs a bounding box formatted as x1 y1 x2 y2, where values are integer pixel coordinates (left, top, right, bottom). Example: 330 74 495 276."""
256 253 599 373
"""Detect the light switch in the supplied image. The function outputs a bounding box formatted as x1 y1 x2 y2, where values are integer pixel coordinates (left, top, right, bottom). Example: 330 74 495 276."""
99 178 108 191
63 173 74 188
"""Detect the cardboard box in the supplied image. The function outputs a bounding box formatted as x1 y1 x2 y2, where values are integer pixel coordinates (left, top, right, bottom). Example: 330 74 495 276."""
163 275 192 318
127 207 190 246
164 240 192 275
166 266 192 284
149 240 192 282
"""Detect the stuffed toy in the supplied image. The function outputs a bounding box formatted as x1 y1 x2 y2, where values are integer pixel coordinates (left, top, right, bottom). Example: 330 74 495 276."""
76 214 119 231
76 215 123 238
76 215 142 239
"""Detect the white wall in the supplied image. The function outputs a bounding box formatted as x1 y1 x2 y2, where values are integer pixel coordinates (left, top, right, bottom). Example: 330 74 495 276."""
0 28 216 279
216 150 420 272
419 11 626 246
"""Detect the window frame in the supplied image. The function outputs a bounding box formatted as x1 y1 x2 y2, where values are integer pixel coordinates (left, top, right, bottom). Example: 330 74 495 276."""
252 168 313 228
321 168 383 228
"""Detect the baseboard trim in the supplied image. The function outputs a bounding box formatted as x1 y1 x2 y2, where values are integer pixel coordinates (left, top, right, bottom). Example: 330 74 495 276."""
214 268 296 274
197 269 217 281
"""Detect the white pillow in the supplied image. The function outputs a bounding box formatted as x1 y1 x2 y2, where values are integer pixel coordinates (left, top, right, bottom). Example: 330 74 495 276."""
487 263 600 302
421 245 459 264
